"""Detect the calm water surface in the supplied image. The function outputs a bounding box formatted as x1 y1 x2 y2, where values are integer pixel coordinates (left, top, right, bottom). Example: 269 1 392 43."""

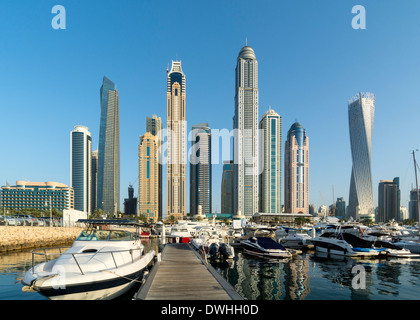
1 239 420 300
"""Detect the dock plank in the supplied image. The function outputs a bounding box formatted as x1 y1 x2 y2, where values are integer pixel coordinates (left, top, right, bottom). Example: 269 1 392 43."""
134 243 242 300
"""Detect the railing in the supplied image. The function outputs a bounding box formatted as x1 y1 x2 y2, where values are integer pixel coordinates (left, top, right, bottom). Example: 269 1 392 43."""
30 247 144 275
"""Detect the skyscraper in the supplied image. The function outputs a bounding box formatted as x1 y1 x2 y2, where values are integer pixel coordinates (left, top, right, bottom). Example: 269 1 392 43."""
70 125 92 214
233 44 259 217
190 123 212 216
97 76 120 215
347 92 375 220
221 160 234 214
259 108 282 213
167 61 186 220
378 178 400 222
139 132 159 222
284 122 309 213
91 150 98 214
146 115 162 219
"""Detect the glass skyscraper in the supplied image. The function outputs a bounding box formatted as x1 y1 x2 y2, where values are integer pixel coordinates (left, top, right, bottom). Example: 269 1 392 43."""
259 109 282 213
190 123 212 216
284 122 309 213
221 160 234 214
97 76 120 215
70 125 92 214
233 45 259 217
347 92 375 219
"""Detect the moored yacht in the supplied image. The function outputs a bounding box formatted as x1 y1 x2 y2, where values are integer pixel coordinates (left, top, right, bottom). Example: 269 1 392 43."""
22 219 155 300
241 236 292 259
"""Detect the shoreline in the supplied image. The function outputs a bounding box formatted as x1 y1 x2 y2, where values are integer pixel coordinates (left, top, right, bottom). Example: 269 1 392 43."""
0 226 83 253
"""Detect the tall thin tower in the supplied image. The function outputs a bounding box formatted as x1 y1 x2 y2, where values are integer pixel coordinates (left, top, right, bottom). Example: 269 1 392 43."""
167 61 186 220
284 122 309 213
190 123 212 216
70 125 92 214
233 44 259 218
347 92 375 219
259 108 282 213
97 76 120 215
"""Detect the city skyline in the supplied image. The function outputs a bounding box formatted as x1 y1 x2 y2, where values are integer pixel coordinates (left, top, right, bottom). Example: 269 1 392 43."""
2 1 420 216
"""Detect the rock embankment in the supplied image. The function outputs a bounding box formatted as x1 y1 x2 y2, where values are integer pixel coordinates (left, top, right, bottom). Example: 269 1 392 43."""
0 226 83 253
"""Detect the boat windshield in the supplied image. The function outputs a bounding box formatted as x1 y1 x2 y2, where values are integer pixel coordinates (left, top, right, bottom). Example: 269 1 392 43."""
76 230 134 241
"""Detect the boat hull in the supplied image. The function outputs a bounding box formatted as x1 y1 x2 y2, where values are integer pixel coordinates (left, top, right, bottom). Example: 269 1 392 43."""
23 250 155 300
241 239 291 259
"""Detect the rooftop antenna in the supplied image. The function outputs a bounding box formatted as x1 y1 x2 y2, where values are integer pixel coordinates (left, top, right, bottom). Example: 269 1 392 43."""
245 37 248 46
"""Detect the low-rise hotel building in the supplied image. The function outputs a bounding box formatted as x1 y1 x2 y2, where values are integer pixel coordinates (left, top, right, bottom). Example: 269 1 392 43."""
1 181 74 212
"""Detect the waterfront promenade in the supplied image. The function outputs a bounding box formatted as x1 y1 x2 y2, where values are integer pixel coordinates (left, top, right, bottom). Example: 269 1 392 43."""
0 226 83 253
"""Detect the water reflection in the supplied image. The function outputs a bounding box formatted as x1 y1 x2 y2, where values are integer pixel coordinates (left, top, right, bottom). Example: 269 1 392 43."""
1 240 420 300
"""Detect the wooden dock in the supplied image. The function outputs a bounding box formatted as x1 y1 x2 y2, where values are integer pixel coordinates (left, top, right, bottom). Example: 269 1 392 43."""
134 243 243 300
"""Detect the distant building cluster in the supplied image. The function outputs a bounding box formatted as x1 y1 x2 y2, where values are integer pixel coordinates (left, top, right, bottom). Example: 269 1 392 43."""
1 44 418 225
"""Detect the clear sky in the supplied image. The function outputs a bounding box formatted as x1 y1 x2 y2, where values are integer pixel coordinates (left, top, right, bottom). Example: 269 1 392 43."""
1 0 420 216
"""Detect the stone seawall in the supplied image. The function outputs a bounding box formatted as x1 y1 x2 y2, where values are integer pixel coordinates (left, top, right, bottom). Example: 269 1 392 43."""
0 226 83 253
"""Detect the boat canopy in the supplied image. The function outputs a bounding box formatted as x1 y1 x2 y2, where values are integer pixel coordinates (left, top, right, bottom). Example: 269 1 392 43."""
77 219 142 227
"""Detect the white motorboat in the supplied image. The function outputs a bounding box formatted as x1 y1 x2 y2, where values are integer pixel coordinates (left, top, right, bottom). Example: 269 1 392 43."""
167 225 191 243
278 228 315 250
22 219 155 300
191 228 235 260
241 236 292 259
311 231 385 257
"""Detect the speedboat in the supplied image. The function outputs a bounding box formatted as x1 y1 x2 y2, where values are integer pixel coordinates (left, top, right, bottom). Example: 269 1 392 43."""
22 219 155 300
241 236 292 259
278 228 315 250
167 225 191 243
191 228 235 260
311 231 384 257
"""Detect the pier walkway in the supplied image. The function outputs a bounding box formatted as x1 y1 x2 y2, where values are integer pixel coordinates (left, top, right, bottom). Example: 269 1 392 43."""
134 243 243 300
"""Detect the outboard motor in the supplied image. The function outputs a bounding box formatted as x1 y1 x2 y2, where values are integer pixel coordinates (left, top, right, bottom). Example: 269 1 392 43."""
209 242 219 259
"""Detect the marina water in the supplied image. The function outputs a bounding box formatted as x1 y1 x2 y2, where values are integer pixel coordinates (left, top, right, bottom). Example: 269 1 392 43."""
1 238 420 300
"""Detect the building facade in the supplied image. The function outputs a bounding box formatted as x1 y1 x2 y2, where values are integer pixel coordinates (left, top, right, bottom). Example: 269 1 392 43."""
233 45 259 218
347 92 375 220
335 197 346 218
259 108 282 213
190 123 212 216
378 178 400 222
284 122 309 214
1 181 74 211
97 76 120 215
123 185 137 216
70 125 92 214
146 115 162 219
91 150 98 214
167 61 186 220
409 189 419 222
139 132 159 222
221 160 234 214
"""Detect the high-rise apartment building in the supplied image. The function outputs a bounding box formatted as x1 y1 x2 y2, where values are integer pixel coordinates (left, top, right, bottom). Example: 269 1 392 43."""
259 108 282 213
70 125 92 214
190 123 212 216
284 122 309 213
146 115 162 219
347 92 375 219
91 150 98 214
221 160 234 214
378 178 400 222
97 76 120 215
139 132 159 222
233 45 259 217
167 61 186 220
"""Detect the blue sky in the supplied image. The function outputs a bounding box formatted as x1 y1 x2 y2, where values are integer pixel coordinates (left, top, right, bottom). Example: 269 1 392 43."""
1 0 420 215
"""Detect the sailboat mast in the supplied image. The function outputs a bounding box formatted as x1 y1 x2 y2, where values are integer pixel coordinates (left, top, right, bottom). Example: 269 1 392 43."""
412 150 420 240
